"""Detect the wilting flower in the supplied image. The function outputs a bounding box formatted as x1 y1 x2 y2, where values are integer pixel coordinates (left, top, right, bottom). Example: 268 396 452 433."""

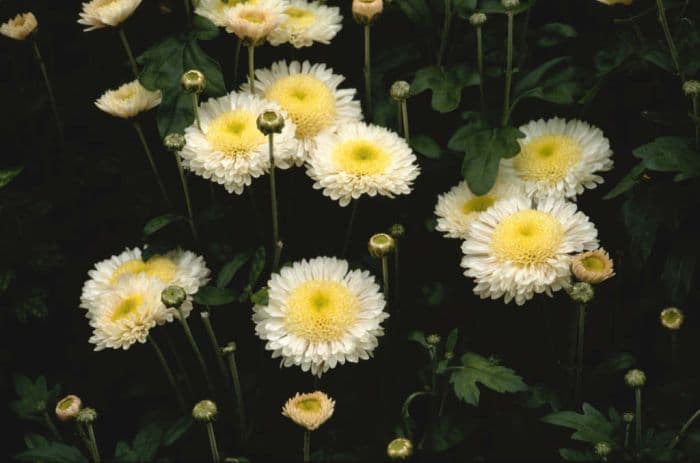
434 174 521 240
502 118 613 200
461 196 599 305
78 0 142 31
0 13 38 41
243 60 363 159
55 395 82 422
179 91 299 194
596 0 633 5
253 256 388 376
268 0 342 48
95 80 162 119
224 0 286 44
571 249 614 284
307 122 420 207
282 391 335 430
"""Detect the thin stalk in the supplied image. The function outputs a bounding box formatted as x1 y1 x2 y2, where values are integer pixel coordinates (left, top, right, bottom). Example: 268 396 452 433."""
118 28 139 78
655 0 684 80
86 423 101 463
692 95 699 150
184 0 191 22
400 100 410 141
149 335 186 413
166 333 193 394
248 45 255 95
574 303 586 406
43 412 61 441
224 343 247 434
501 11 515 127
363 25 372 118
567 304 578 400
174 151 198 243
381 256 390 307
205 422 221 463
624 423 631 450
192 93 201 129
341 200 359 257
476 26 486 112
133 121 172 208
268 133 282 272
233 39 242 86
396 102 403 135
178 308 215 396
393 240 400 311
32 40 63 140
200 312 229 384
76 423 93 458
437 0 452 66
303 430 311 463
635 388 642 450
670 409 700 449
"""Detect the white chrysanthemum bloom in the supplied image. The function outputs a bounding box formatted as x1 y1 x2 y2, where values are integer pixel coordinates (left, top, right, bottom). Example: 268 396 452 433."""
195 0 242 27
78 0 142 31
434 174 521 240
307 122 420 207
243 60 363 160
461 196 599 305
95 80 162 119
180 92 299 194
253 256 388 376
1 13 38 41
80 248 210 315
88 274 184 350
501 118 613 201
268 0 342 48
224 0 286 44
282 391 335 430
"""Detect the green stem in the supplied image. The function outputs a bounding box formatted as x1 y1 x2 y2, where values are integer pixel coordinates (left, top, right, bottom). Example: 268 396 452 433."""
692 95 699 151
200 312 228 384
381 256 390 308
174 151 198 243
43 412 61 441
178 308 215 396
248 45 255 96
133 121 172 208
192 93 201 129
655 0 684 79
32 40 63 140
476 26 486 112
184 0 191 22
268 133 282 272
670 409 700 449
437 383 449 417
166 333 193 394
76 423 93 458
624 423 631 450
86 423 101 463
149 335 186 413
393 239 401 312
437 0 452 66
635 388 642 450
502 11 514 127
400 100 410 141
574 303 586 406
341 200 359 257
364 25 372 119
303 430 311 463
233 39 242 86
206 422 221 463
118 28 139 78
224 343 247 434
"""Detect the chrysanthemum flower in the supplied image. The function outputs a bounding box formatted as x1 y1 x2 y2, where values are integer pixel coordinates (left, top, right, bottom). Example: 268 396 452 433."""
435 174 521 240
95 80 162 119
501 118 613 200
243 60 362 159
253 256 388 376
195 0 241 27
268 0 342 48
306 122 420 207
571 248 614 284
180 91 299 194
78 0 142 31
224 0 286 44
282 391 335 430
0 13 38 41
88 274 182 350
461 196 599 305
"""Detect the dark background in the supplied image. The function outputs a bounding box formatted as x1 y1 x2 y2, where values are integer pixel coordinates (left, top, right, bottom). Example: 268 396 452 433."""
1 0 699 461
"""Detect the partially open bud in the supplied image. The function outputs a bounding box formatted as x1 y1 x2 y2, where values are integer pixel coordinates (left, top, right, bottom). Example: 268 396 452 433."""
469 12 487 27
161 285 187 309
0 12 38 41
76 407 98 424
660 307 684 331
193 400 218 422
426 334 441 346
594 442 612 458
387 437 413 460
282 391 335 431
390 81 410 102
571 249 614 284
181 70 206 94
353 0 383 25
164 133 186 152
567 282 594 304
368 233 395 258
389 223 406 238
501 0 520 9
622 411 635 423
55 395 82 422
683 80 700 96
624 369 646 388
256 110 285 135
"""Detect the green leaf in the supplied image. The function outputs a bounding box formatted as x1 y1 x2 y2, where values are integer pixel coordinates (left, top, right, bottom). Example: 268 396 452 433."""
395 0 433 30
448 118 491 152
523 384 562 412
537 23 577 48
216 250 253 288
411 64 480 113
246 246 266 289
559 448 598 461
192 16 220 40
622 189 661 262
662 235 699 304
407 331 428 348
0 166 23 189
410 135 442 159
25 433 50 449
143 214 187 237
604 163 645 199
461 127 524 195
15 442 88 463
10 375 58 419
454 0 478 17
542 403 615 445
432 415 467 452
450 352 527 406
445 328 459 353
194 286 238 306
163 417 193 446
632 137 700 181
591 352 636 378
512 57 582 108
130 424 163 462
250 287 269 305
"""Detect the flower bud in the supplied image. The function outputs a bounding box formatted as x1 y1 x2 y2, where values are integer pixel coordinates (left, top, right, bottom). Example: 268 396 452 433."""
469 12 487 27
624 369 646 388
426 334 441 346
256 110 285 135
683 80 700 96
164 133 186 152
55 395 82 422
0 12 38 41
594 442 612 457
161 285 187 309
368 233 396 258
181 70 206 94
222 341 237 355
660 307 684 331
76 407 98 424
567 282 594 304
387 437 413 460
389 223 406 238
353 0 383 25
571 249 614 284
390 81 410 102
622 411 635 423
501 0 520 9
193 400 218 422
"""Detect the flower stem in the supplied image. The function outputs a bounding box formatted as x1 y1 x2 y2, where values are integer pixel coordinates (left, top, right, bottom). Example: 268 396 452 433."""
184 0 192 22
178 308 215 397
692 95 699 150
670 408 700 449
173 150 198 243
624 423 631 450
133 121 172 208
437 0 452 66
341 200 359 257
393 239 401 312
234 39 242 86
86 423 101 463
31 39 63 140
635 388 643 450
574 303 586 406
248 45 255 96
167 333 194 394
200 312 229 384
118 28 139 78
149 335 187 413
655 0 684 80
224 343 247 435
303 430 311 463
206 422 221 463
192 93 201 129
381 256 390 307
501 11 515 127
476 26 486 112
43 412 61 441
268 133 282 272
400 100 410 141
363 25 372 119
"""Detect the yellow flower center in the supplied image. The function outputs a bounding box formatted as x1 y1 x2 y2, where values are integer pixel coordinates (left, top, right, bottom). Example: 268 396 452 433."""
332 140 391 175
513 135 582 183
57 397 75 411
111 294 144 321
110 259 147 285
285 280 359 342
115 86 137 101
490 210 564 265
462 195 496 215
581 255 605 272
265 74 336 139
285 7 315 30
206 109 265 156
109 257 178 285
240 10 266 23
296 398 322 412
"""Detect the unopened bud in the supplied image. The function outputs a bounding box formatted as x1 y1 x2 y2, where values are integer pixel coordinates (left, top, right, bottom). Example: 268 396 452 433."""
161 286 187 309
256 110 285 135
624 369 646 388
193 400 218 422
181 70 206 94
469 12 487 27
501 0 520 9
368 233 395 258
567 282 594 304
660 307 684 331
76 407 98 424
387 437 413 460
390 81 410 102
683 80 700 96
164 133 186 152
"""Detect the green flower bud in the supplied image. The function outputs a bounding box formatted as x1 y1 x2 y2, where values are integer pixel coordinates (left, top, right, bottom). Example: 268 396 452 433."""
368 233 396 258
256 110 285 135
164 133 186 152
624 369 646 388
192 400 218 422
387 437 413 460
181 69 206 94
161 286 187 309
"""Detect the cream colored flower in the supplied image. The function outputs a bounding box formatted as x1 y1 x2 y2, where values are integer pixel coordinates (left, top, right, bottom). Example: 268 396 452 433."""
55 395 82 422
268 0 342 48
0 13 37 41
282 391 335 430
195 0 241 27
224 0 286 44
352 0 383 23
78 0 142 31
253 256 388 376
95 80 162 119
571 249 614 284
